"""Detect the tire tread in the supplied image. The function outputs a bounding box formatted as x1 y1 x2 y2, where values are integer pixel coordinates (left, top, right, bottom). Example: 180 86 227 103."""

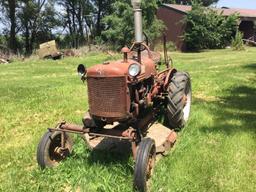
165 71 191 130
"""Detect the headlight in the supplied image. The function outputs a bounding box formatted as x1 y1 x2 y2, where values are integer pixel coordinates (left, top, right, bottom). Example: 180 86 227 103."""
128 63 141 77
77 64 87 77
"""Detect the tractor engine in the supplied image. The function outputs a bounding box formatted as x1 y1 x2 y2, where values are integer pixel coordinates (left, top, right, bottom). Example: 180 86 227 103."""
85 50 157 123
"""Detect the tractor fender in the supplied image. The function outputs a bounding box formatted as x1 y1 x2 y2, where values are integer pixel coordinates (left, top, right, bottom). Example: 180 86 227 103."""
164 68 177 90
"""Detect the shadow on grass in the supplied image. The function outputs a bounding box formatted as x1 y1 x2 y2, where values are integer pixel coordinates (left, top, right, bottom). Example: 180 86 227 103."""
196 85 256 135
70 137 132 163
244 63 256 70
88 149 132 165
87 148 134 175
81 137 132 165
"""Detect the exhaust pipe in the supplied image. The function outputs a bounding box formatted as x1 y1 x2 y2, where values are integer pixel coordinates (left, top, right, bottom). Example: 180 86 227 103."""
131 0 143 43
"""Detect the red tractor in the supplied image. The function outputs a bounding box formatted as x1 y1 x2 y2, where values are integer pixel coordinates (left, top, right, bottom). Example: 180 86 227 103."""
37 0 192 191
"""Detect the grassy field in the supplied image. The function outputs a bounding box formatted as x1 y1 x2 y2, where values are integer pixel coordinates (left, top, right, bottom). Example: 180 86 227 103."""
0 48 255 192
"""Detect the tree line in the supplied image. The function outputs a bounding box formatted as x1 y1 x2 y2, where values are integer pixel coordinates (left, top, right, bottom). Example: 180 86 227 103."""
0 0 219 55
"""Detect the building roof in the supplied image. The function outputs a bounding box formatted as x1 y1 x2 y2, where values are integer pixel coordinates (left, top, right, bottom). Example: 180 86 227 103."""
162 4 256 19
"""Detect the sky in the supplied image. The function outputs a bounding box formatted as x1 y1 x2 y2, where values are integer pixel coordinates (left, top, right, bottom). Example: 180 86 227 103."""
217 0 256 9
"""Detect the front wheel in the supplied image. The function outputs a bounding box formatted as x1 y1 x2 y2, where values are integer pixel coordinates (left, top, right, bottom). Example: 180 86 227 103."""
166 72 192 131
134 138 156 192
37 131 73 169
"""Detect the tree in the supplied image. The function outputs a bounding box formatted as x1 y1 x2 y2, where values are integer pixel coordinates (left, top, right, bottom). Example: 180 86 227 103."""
94 0 116 37
102 0 164 49
101 1 133 47
0 0 19 53
56 0 96 48
183 3 238 50
19 0 58 54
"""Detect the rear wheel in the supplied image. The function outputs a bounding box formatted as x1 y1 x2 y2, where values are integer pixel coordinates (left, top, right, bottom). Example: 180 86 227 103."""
166 72 192 131
134 138 156 192
37 131 73 169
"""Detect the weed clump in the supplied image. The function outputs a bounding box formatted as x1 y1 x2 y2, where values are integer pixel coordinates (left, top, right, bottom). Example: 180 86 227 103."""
231 31 245 51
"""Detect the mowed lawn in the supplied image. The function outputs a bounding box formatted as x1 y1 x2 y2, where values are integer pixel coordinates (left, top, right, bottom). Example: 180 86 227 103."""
0 48 255 192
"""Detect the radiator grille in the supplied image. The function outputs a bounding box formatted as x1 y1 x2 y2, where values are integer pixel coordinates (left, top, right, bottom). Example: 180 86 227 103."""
87 76 128 118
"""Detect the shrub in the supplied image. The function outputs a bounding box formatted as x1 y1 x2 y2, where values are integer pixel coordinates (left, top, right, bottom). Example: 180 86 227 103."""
231 31 245 51
184 3 238 51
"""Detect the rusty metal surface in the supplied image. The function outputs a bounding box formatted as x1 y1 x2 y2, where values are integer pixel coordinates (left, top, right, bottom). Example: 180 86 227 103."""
48 121 89 134
157 130 177 156
167 131 177 146
89 128 134 140
163 68 177 90
146 123 176 154
84 136 132 153
59 123 85 132
87 58 156 80
52 121 137 141
87 76 130 118
86 57 176 121
52 119 177 160
84 121 177 158
88 124 134 140
131 141 137 160
141 50 161 64
87 60 132 77
138 112 155 133
82 123 136 153
121 47 130 62
89 132 131 140
87 43 157 81
137 57 157 80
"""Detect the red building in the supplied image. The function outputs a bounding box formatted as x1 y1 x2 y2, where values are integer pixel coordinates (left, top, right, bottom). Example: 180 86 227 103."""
157 4 256 51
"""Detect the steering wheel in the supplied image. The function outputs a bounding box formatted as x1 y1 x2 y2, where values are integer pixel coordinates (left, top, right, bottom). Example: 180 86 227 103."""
124 30 149 51
131 42 147 52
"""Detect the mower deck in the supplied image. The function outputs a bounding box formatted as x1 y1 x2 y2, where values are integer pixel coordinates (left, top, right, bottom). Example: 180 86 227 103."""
83 122 177 156
147 123 177 155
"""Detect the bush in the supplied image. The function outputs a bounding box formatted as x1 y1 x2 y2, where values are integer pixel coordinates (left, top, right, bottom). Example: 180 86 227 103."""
231 31 245 51
184 3 238 51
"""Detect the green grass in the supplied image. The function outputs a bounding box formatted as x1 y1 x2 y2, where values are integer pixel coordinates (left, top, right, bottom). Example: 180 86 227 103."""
0 48 255 192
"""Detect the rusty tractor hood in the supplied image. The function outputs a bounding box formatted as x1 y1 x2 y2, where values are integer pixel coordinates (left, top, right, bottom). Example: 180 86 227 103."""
87 57 157 79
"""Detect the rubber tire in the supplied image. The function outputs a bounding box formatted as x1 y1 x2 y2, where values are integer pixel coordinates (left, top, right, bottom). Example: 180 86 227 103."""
166 71 191 131
37 131 73 169
134 138 156 192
